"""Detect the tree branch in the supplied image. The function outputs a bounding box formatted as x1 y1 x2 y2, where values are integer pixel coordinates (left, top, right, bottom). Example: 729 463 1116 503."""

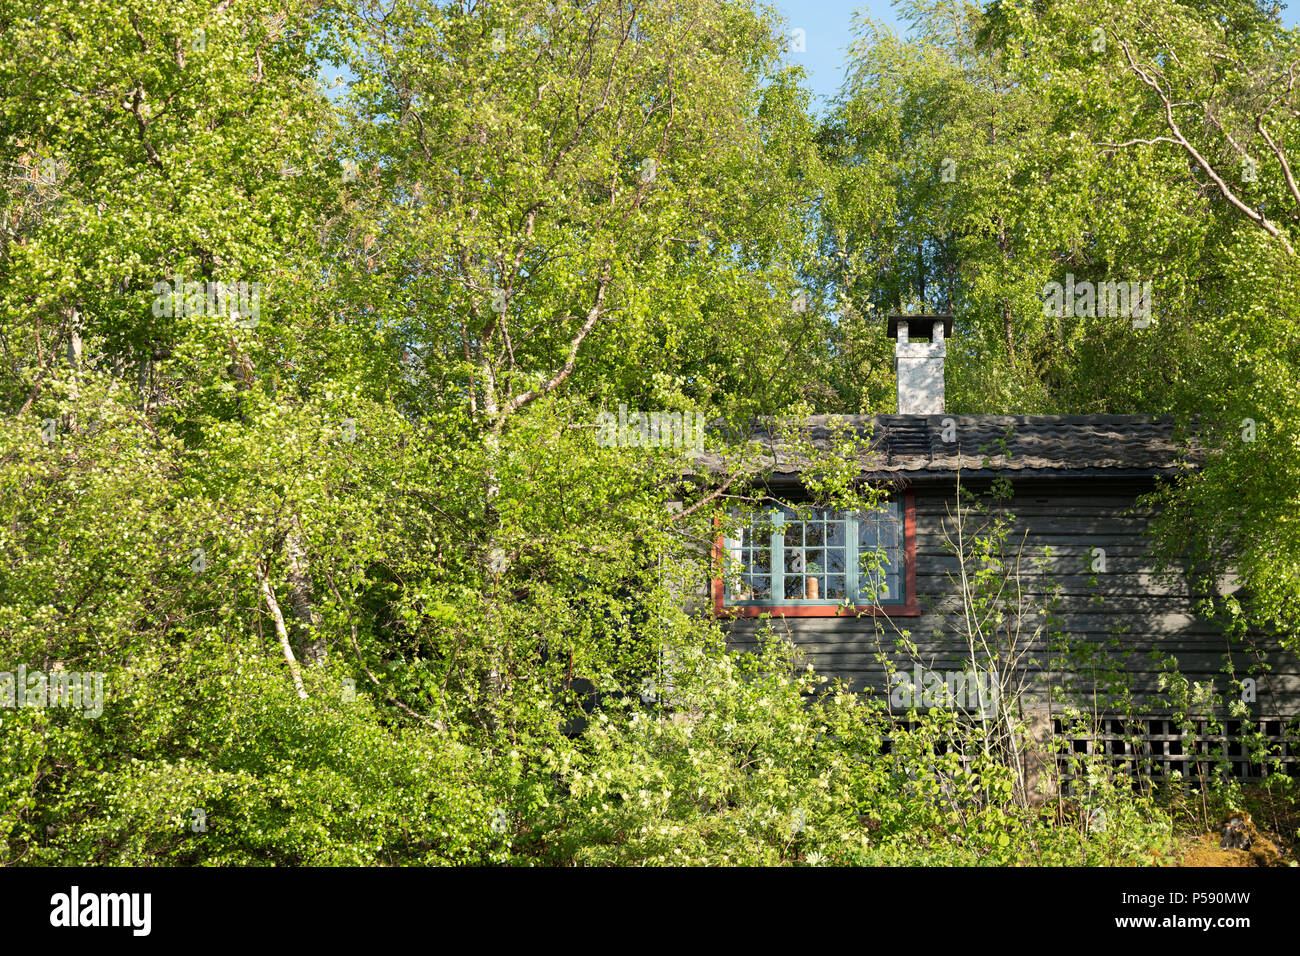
501 270 611 416
1119 39 1294 256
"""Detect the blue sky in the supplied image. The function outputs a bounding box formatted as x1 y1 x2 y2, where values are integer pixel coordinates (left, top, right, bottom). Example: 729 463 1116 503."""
772 0 1300 112
770 0 905 109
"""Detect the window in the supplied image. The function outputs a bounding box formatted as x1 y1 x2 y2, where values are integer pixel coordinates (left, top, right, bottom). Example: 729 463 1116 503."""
713 493 917 617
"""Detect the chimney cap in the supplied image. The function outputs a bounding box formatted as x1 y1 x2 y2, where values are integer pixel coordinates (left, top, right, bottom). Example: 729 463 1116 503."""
887 314 953 340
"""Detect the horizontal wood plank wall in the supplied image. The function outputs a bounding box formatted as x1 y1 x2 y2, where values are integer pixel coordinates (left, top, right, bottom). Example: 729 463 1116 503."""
720 480 1300 717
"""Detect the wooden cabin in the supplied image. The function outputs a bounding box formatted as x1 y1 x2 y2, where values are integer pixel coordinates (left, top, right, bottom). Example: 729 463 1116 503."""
695 316 1300 780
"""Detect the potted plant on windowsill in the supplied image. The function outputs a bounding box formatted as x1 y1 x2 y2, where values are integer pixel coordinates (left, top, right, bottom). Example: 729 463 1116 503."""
804 561 821 600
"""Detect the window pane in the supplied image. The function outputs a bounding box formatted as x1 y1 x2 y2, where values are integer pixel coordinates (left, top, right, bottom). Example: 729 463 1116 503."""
854 500 903 603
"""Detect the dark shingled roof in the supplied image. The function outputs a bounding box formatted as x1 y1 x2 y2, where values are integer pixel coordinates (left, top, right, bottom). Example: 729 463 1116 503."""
693 414 1201 481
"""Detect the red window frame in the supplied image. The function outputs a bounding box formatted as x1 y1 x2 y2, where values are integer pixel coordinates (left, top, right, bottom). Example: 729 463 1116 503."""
712 489 919 618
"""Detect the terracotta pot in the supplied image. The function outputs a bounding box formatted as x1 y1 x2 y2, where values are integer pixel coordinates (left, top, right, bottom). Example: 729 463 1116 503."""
806 576 819 600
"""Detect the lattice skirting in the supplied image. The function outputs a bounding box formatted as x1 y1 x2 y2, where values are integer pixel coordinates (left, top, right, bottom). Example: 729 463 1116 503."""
877 715 1300 786
1052 716 1300 785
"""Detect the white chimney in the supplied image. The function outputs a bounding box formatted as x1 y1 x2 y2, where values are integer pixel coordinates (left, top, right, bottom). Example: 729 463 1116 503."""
888 315 951 415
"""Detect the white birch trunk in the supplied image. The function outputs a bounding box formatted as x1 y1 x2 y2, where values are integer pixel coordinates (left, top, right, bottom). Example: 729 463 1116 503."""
258 569 309 700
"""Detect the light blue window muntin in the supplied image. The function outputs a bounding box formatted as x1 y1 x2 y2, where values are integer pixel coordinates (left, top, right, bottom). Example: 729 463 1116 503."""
723 500 904 606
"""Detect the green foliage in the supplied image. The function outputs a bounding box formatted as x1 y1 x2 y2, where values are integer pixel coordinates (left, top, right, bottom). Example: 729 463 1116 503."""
0 0 1290 867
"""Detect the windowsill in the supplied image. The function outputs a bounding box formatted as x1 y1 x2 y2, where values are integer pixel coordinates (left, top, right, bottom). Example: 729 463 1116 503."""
714 603 922 618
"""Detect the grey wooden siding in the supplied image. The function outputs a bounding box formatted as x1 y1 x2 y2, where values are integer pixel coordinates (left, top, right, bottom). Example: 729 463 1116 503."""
721 480 1300 717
